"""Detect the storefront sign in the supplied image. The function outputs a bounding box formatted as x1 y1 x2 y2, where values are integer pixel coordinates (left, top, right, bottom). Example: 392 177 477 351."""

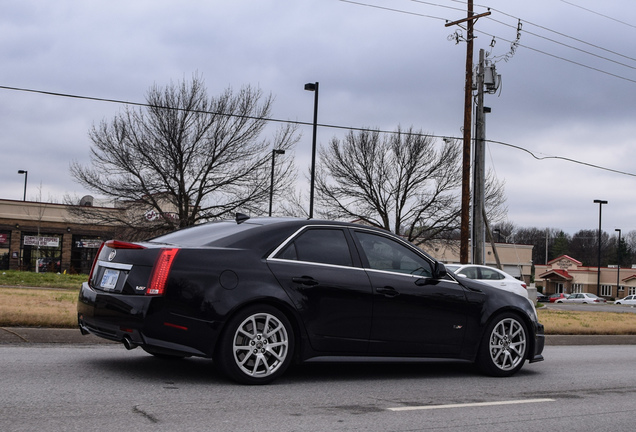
23 236 60 248
76 239 103 248
144 209 179 222
0 233 7 244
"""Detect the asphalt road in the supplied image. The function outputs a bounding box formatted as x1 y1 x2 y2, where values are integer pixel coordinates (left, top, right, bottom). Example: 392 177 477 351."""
1 343 636 431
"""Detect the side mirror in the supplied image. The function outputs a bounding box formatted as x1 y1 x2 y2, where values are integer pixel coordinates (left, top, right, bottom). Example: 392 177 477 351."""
433 262 447 279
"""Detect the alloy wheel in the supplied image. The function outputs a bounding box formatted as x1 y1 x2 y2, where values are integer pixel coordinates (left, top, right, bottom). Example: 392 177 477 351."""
231 312 290 378
488 317 527 371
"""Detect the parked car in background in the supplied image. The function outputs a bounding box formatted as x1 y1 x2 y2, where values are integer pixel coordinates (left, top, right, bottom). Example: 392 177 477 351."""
444 264 528 298
536 293 550 303
77 216 544 384
615 295 636 305
37 257 61 273
556 293 606 304
549 293 568 303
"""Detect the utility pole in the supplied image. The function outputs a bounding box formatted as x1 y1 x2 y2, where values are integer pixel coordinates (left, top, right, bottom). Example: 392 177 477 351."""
445 3 491 264
473 48 486 265
460 1 474 265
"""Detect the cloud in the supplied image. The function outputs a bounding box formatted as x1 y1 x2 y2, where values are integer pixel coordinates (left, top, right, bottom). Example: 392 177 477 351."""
1 0 635 235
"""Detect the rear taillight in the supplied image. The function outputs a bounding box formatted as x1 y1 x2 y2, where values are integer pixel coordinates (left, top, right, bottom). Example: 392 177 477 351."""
521 283 527 289
146 248 179 296
88 242 106 282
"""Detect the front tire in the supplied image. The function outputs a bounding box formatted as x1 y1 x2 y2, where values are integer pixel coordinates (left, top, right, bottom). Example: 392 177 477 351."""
215 305 294 385
477 313 529 377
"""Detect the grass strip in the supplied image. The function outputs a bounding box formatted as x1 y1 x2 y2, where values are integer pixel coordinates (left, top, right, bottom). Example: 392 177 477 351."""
0 270 87 289
2 277 636 334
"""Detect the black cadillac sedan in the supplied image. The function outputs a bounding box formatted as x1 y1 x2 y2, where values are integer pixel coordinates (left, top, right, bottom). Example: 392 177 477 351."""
78 216 544 384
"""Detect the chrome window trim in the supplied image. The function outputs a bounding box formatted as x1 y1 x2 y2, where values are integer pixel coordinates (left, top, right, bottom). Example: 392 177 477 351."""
266 223 458 283
266 224 353 261
267 256 368 273
363 267 459 284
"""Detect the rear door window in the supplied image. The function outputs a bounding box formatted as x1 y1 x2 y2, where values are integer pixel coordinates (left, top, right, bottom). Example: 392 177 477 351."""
276 228 353 267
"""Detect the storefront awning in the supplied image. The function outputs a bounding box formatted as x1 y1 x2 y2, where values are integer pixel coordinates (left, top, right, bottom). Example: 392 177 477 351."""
537 269 573 281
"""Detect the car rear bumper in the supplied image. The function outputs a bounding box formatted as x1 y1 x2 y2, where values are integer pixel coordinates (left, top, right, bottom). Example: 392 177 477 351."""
77 282 215 357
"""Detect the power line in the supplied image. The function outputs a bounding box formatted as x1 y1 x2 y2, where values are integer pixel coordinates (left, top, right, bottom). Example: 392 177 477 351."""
2 84 633 179
340 0 636 83
486 16 636 71
486 9 636 64
338 0 446 20
475 28 636 85
559 0 636 30
449 0 636 63
484 138 636 178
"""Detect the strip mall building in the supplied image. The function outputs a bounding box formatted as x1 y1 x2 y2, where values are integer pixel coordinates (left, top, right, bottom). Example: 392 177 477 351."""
0 198 120 274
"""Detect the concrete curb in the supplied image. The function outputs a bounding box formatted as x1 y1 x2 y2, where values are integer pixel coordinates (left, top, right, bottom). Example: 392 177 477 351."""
2 327 636 346
0 327 116 345
544 334 636 345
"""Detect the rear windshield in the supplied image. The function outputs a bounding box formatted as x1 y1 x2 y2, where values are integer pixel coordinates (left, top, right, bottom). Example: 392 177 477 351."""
149 221 261 247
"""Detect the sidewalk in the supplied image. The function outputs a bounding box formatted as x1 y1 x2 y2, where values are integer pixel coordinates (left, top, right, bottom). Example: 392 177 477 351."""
2 327 636 346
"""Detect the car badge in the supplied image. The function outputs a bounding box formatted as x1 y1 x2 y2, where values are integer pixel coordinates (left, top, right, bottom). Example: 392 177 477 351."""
108 250 117 261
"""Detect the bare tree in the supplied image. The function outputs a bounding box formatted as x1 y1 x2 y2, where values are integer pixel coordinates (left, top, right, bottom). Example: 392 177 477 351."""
69 75 298 239
315 127 505 244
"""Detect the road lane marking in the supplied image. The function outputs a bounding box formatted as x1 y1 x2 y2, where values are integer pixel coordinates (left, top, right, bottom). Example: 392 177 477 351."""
388 398 555 412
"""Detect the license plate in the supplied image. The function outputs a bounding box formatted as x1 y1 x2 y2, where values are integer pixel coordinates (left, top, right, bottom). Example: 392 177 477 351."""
100 269 120 290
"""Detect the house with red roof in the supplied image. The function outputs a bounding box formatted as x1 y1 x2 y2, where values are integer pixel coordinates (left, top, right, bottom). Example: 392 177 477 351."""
534 255 636 299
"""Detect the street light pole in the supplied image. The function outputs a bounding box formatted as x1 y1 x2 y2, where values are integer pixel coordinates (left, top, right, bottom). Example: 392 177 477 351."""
304 82 319 219
616 228 622 299
269 149 285 217
17 170 28 201
594 199 608 296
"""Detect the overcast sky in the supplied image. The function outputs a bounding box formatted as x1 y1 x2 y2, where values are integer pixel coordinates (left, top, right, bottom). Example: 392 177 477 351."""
2 0 635 235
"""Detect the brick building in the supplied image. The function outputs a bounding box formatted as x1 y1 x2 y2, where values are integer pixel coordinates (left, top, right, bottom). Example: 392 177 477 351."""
0 198 123 274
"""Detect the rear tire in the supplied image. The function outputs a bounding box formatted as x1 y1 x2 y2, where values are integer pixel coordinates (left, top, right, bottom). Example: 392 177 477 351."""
215 305 294 385
477 313 529 377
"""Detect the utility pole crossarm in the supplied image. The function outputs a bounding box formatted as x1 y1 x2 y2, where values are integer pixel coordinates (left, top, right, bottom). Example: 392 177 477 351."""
444 11 491 27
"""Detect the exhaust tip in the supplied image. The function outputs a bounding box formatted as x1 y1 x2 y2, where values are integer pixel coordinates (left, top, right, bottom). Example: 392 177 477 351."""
77 316 90 336
122 337 138 350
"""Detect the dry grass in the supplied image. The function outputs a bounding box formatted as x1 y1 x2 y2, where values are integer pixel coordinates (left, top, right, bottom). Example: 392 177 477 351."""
3 285 636 333
537 308 636 335
0 288 78 328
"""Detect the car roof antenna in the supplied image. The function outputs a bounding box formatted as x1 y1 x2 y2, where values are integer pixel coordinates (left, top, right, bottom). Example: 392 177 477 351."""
235 213 250 224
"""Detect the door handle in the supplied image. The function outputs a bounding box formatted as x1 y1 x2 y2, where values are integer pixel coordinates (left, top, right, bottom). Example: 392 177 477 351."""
291 276 319 287
376 286 399 297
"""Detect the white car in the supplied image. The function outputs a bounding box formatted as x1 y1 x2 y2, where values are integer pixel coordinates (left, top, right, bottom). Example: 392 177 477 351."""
556 293 606 304
615 295 636 305
445 264 528 298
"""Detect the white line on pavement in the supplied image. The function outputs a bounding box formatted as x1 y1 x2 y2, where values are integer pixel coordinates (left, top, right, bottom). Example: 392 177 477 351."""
388 398 556 412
